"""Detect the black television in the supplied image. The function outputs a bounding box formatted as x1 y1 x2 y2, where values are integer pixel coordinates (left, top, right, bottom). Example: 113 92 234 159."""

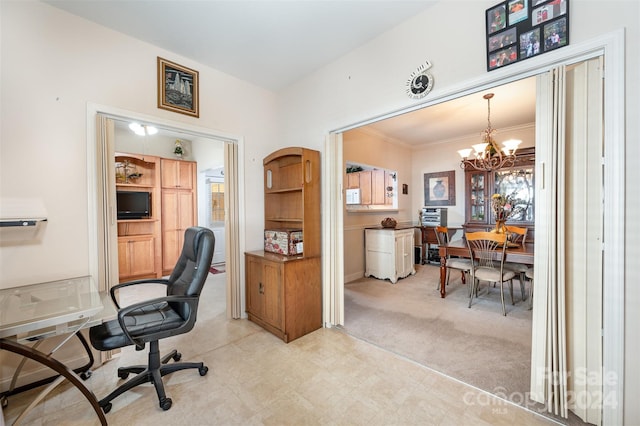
116 191 151 219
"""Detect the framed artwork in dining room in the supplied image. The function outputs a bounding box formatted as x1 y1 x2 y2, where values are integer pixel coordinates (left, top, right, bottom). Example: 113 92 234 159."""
485 0 569 71
157 57 199 117
424 170 456 206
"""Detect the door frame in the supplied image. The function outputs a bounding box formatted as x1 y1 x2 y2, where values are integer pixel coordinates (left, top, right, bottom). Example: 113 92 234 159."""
86 103 246 319
323 29 625 424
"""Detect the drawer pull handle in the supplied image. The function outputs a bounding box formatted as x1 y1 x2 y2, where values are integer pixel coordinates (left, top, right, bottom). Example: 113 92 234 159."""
259 282 264 294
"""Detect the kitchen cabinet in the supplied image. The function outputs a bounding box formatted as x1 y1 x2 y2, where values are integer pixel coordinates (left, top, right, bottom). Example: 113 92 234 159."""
359 170 372 204
365 227 416 283
346 169 394 206
115 153 162 282
347 172 360 189
161 189 196 273
161 158 197 274
161 158 195 189
118 235 156 279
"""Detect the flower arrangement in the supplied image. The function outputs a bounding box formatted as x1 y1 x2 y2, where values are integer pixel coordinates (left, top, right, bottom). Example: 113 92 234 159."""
491 193 515 221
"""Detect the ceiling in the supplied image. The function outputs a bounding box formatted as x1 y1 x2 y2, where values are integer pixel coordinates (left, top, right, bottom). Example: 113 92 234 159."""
364 76 536 147
46 0 536 145
45 0 438 92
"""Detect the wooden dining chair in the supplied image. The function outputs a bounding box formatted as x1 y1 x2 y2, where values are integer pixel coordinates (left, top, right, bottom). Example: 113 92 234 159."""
465 231 517 316
434 226 473 290
503 225 529 301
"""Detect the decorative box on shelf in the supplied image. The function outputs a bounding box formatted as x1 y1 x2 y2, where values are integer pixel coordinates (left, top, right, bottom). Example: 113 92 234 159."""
264 229 303 256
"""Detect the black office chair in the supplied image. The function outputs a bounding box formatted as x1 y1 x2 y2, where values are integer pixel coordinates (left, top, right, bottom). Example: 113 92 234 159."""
90 226 215 413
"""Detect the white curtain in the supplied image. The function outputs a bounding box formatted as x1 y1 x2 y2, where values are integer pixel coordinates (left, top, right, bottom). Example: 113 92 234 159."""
564 57 604 425
94 114 118 363
95 115 118 293
224 142 242 319
531 58 604 424
323 133 344 327
530 64 569 419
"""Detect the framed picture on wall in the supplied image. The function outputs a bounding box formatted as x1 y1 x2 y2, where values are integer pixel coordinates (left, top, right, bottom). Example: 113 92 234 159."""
157 57 199 118
486 0 570 71
424 170 456 206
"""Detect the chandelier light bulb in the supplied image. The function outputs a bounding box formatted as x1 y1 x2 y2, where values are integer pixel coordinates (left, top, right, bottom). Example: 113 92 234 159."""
502 138 522 153
457 148 473 159
472 143 489 155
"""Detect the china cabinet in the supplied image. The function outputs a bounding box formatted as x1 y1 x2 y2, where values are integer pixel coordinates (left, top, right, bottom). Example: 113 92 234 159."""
463 147 535 237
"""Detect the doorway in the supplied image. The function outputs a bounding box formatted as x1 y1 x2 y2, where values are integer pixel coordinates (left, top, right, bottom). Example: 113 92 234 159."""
205 170 226 266
340 76 537 412
87 104 245 321
324 31 624 425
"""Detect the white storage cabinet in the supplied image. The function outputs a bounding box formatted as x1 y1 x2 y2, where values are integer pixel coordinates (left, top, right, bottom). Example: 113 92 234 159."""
364 228 416 283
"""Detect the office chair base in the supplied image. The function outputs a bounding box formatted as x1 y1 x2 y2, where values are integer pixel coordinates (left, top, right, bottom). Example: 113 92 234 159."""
98 341 208 413
117 349 182 380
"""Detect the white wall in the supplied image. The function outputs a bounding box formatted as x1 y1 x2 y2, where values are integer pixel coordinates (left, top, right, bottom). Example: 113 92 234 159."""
0 1 278 286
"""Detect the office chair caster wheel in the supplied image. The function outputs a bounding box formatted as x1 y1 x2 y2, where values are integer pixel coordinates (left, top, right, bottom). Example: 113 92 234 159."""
199 366 208 376
160 397 172 411
80 370 92 380
173 352 182 362
118 371 129 380
1 395 8 408
102 402 112 414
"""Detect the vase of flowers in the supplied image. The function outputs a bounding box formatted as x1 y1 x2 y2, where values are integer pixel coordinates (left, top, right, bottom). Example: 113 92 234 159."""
491 193 514 233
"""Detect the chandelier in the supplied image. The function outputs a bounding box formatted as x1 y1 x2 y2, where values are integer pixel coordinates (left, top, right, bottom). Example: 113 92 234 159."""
458 93 521 171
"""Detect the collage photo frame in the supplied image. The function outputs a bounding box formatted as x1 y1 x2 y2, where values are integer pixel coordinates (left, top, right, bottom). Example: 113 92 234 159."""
486 0 569 71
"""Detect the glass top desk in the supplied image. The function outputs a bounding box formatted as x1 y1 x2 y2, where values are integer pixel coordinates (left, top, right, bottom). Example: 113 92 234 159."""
0 276 105 340
0 276 114 425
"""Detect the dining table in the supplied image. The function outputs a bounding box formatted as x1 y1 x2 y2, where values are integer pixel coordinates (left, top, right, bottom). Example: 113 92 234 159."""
437 238 534 298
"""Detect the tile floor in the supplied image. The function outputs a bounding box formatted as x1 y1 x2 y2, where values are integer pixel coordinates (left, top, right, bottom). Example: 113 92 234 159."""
1 274 559 426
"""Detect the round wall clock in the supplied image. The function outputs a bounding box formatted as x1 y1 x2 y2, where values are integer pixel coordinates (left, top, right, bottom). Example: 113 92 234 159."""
406 60 434 99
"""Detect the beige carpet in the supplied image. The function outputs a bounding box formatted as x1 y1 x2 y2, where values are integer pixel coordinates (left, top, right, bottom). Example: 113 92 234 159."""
344 263 533 403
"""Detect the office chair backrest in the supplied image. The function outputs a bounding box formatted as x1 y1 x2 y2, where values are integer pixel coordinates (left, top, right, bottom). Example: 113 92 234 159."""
167 227 215 321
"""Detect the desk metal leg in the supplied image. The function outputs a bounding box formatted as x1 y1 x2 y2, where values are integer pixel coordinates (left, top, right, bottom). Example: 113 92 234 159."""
1 333 94 402
0 338 107 426
439 256 446 298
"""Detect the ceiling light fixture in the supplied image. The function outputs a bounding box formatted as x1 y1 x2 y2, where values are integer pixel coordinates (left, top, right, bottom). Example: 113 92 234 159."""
457 93 521 171
129 122 158 136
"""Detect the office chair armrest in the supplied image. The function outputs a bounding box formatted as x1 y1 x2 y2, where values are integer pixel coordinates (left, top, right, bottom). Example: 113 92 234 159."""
109 278 171 309
116 295 199 349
